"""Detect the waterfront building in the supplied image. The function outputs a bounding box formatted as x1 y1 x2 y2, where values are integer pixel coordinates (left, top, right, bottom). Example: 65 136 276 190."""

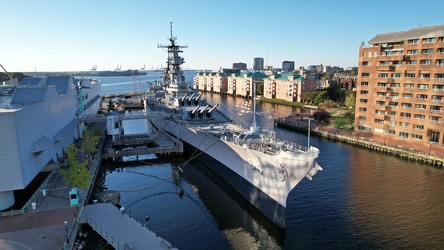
263 73 319 102
194 71 228 94
356 24 444 148
253 57 264 71
0 76 101 210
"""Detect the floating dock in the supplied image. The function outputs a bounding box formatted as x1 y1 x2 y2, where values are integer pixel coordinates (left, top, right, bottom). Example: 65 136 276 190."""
79 203 178 249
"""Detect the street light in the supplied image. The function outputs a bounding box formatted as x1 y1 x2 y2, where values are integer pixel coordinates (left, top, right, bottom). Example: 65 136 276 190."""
64 220 69 243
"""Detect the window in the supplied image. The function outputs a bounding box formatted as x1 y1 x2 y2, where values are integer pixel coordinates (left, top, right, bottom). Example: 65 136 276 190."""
414 114 425 120
374 52 377 57
407 60 417 65
431 131 440 142
414 124 424 130
399 132 409 139
421 74 430 79
358 124 372 132
360 90 368 95
420 60 432 65
376 101 386 106
401 112 411 118
437 60 444 67
362 61 370 66
378 73 388 78
379 61 389 66
418 84 429 90
415 104 426 109
405 73 416 79
390 121 396 127
403 93 413 99
417 94 428 99
359 116 366 121
402 103 412 108
387 129 396 134
401 122 409 128
359 107 367 112
404 83 414 89
438 48 444 54
424 37 436 44
408 49 418 55
374 119 384 124
361 82 369 86
421 48 433 54
377 92 386 97
362 73 370 78
392 73 401 80
435 74 444 81
412 134 423 140
430 105 441 112
377 83 387 88
409 39 419 44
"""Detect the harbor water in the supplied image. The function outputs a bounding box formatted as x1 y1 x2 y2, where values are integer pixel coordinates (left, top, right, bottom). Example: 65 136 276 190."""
94 73 444 249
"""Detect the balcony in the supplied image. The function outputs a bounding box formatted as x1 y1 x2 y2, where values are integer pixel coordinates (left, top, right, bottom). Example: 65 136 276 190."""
377 65 395 71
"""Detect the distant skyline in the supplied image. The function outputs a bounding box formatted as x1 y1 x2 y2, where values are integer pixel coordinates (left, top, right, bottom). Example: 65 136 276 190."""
2 0 444 72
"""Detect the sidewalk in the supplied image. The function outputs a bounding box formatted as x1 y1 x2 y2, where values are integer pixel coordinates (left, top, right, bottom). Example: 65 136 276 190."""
284 113 444 158
0 172 79 250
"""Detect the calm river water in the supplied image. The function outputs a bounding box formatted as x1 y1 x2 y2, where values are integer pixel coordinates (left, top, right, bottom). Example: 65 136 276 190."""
93 73 444 249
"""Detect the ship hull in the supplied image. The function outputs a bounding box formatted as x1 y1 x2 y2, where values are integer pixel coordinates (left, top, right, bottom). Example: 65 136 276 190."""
181 139 287 228
149 117 319 229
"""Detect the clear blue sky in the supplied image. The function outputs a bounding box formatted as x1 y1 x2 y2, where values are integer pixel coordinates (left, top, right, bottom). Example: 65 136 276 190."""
2 0 443 72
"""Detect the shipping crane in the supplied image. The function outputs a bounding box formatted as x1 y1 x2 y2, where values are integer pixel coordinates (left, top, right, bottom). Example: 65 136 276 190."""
0 64 14 80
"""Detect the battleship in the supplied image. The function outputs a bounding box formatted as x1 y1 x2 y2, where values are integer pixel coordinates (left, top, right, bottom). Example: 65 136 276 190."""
145 23 322 228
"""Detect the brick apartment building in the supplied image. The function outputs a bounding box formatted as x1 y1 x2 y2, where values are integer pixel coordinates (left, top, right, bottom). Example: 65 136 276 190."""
356 25 444 148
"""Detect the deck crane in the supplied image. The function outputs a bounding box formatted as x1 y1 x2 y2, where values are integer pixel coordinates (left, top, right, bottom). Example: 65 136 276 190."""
0 64 14 80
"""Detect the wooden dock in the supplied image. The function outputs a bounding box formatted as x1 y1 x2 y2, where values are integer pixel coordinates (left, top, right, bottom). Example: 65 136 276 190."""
102 130 183 160
79 203 178 249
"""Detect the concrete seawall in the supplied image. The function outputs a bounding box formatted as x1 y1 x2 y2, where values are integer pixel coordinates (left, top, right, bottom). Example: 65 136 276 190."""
275 118 444 168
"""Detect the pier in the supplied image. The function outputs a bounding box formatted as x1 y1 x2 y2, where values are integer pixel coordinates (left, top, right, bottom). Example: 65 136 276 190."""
102 130 183 160
79 203 177 249
81 111 184 161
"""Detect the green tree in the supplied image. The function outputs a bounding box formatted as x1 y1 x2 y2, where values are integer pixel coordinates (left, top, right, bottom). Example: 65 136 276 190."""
257 82 264 95
319 99 338 109
81 129 101 161
108 98 116 112
59 144 92 189
314 91 329 105
345 92 356 109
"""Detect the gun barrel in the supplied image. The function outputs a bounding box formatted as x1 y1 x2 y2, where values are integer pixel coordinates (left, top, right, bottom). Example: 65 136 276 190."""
207 104 219 113
198 105 209 114
191 105 200 114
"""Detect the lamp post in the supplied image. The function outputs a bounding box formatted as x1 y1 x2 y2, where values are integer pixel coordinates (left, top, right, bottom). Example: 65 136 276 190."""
64 220 69 243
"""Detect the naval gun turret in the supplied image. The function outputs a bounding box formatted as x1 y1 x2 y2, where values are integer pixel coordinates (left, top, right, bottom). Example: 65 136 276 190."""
189 105 200 119
193 93 202 106
186 93 195 106
179 93 187 107
205 104 219 118
197 105 209 118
